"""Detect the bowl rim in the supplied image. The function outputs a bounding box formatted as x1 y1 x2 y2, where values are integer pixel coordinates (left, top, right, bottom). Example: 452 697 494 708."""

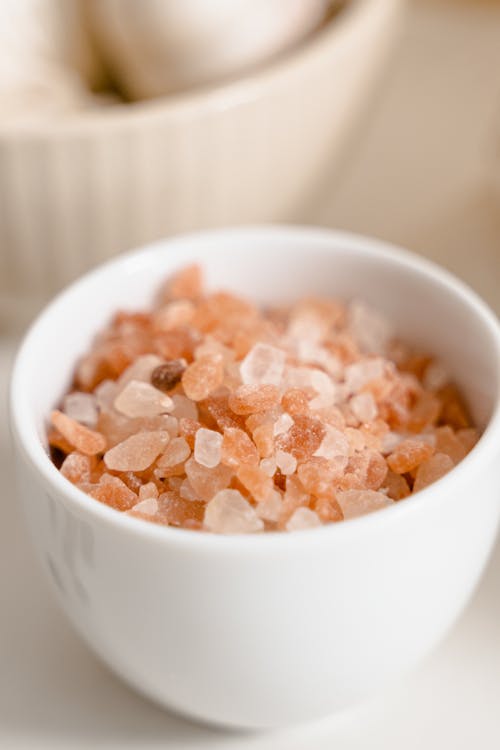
10 224 500 550
0 0 391 139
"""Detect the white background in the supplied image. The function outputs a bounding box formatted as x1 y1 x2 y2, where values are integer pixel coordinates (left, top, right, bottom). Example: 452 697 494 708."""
1 1 500 747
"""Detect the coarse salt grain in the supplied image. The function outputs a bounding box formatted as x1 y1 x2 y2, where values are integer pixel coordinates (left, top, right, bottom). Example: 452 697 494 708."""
285 507 322 531
204 490 264 534
240 343 286 386
63 392 98 427
114 380 174 418
104 431 169 472
194 428 223 468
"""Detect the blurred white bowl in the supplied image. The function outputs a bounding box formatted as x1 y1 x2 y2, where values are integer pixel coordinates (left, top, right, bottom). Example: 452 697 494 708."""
0 0 404 330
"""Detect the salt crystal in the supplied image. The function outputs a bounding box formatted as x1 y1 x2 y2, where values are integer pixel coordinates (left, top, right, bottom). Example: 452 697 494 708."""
194 428 223 468
170 394 198 421
285 507 322 531
240 343 286 386
221 427 259 468
182 355 224 401
185 457 233 501
154 300 195 331
89 474 137 511
60 452 92 484
350 392 378 423
104 431 169 472
204 490 264 534
139 482 159 501
423 361 449 391
273 413 294 437
51 410 106 457
314 425 350 459
285 367 338 409
380 431 404 454
129 497 158 516
260 457 277 476
387 438 434 474
344 359 385 393
256 490 283 522
114 379 174 418
336 490 393 520
413 453 454 492
348 301 393 354
117 355 164 390
228 384 280 416
275 450 297 476
157 437 191 468
95 379 118 410
180 479 201 502
237 465 273 502
63 392 98 427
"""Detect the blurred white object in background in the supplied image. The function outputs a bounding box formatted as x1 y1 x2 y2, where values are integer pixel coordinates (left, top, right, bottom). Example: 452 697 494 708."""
86 0 329 99
0 0 102 121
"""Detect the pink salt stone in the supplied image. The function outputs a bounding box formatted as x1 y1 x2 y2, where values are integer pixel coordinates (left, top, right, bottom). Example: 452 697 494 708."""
104 431 169 471
336 490 393 520
157 437 191 469
51 410 106 457
63 392 98 427
313 424 350 459
237 464 273 502
349 392 378 423
348 300 393 354
181 355 224 401
139 482 159 501
89 474 138 511
128 497 158 516
434 426 467 464
240 343 286 386
194 428 223 468
221 427 259 468
204 490 264 534
117 354 164 389
114 380 174 418
275 450 297 476
273 412 294 437
285 507 322 531
413 453 454 492
185 457 233 501
154 300 195 331
60 452 92 484
423 361 449 390
228 384 281 416
256 490 283 522
259 456 277 476
344 359 385 393
170 394 198 421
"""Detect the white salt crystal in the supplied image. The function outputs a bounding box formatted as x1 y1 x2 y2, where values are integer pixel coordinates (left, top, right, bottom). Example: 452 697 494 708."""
114 380 174 418
240 343 286 386
204 490 264 534
380 431 404 454
344 359 385 394
256 490 283 522
336 490 393 520
194 428 223 468
260 457 277 477
314 425 350 459
117 354 164 389
63 392 98 427
349 392 378 423
285 507 322 531
157 436 191 468
170 394 198 421
275 450 297 476
94 379 118 410
423 361 449 390
180 479 200 502
273 412 294 437
285 366 338 409
139 482 159 501
348 300 393 354
130 497 158 516
104 431 170 472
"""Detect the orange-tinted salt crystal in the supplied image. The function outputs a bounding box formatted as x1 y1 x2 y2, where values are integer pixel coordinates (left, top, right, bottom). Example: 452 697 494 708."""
383 469 411 500
48 427 75 455
104 430 169 472
178 418 202 448
298 457 345 499
89 474 137 511
365 450 388 490
313 496 344 523
221 427 259 468
228 384 280 416
158 492 205 527
438 384 471 429
164 264 203 301
60 452 93 484
252 422 275 458
407 391 441 432
157 436 191 469
457 427 479 453
184 457 233 501
202 393 246 430
275 415 325 461
413 452 454 492
182 355 224 401
51 410 106 457
434 426 467 464
281 388 310 416
236 465 273 503
387 438 434 474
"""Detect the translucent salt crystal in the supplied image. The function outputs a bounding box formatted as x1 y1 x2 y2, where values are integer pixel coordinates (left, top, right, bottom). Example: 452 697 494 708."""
154 300 195 331
383 470 411 500
240 343 286 386
228 384 280 415
171 394 198 421
434 426 466 464
423 361 449 391
167 263 203 300
221 427 259 468
281 388 310 416
260 457 277 477
336 490 393 520
180 479 201 502
63 392 98 427
194 428 223 468
344 359 385 393
275 450 297 476
380 431 404 454
348 301 393 354
130 497 158 516
51 410 106 457
237 465 273 502
89 474 138 511
139 482 159 501
117 355 164 390
413 453 454 492
298 456 347 497
387 439 434 474
104 431 170 472
256 490 283 522
295 342 343 379
285 507 322 532
276 415 324 461
182 355 224 401
273 412 294 437
95 379 118 410
114 379 174 418
314 425 350 459
287 311 325 344
284 475 310 507
60 452 92 484
185 457 233 501
157 437 191 468
349 392 378 423
285 367 338 409
204 490 264 534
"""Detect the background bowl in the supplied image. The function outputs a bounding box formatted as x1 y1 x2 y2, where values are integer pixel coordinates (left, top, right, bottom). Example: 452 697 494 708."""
0 0 403 330
10 226 500 730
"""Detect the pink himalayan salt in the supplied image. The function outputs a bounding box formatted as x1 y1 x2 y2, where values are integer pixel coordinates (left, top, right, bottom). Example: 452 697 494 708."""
89 474 137 511
170 394 198 421
51 410 106 457
60 452 92 484
158 492 205 527
221 428 259 468
313 424 350 459
336 489 394 520
117 354 164 390
387 438 434 474
139 482 159 501
423 361 449 391
344 358 386 393
157 437 191 470
285 367 337 410
180 479 201 502
154 300 195 331
275 450 297 476
204 490 264 533
298 457 347 498
413 453 454 492
104 431 169 472
114 379 174 418
348 300 393 355
260 456 277 476
256 490 283 522
349 392 378 423
273 412 294 437
275 415 325 461
184 457 233 501
194 428 223 468
281 388 310 416
63 392 98 427
237 465 273 503
286 507 322 531
182 355 224 401
383 470 411 500
434 426 467 464
240 343 286 386
228 384 281 416
128 497 158 516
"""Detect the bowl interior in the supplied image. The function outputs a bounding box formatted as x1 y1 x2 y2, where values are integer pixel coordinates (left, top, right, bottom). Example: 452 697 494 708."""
12 226 500 458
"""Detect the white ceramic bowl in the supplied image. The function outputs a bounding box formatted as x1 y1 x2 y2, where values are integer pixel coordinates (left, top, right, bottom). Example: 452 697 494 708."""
10 226 500 730
0 0 404 330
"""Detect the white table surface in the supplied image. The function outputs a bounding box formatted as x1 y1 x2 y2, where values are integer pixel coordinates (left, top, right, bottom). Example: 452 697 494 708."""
2 1 500 747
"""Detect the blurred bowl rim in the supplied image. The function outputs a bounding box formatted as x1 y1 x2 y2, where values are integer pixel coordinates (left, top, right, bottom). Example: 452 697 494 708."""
0 0 400 139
